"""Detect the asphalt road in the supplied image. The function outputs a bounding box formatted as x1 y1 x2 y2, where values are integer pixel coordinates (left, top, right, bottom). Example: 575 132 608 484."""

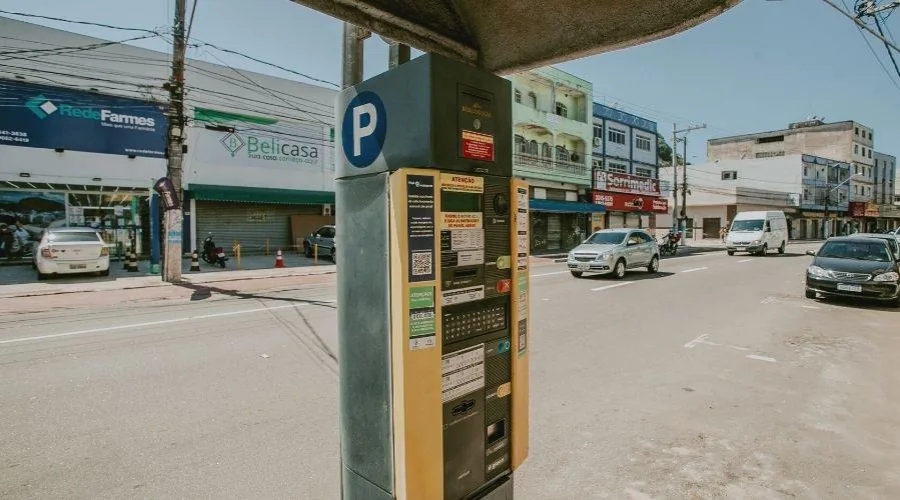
2 244 899 499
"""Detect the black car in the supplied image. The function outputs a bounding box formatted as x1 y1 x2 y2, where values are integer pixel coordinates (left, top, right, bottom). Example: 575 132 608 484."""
806 236 900 307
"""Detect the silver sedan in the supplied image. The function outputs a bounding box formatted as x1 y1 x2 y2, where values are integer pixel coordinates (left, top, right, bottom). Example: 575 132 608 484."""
567 228 660 279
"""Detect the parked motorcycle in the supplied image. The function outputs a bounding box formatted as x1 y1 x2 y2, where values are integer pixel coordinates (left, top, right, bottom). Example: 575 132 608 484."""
202 233 228 268
658 231 680 256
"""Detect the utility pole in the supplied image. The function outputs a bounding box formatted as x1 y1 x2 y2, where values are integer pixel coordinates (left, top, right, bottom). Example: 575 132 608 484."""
823 181 830 239
671 124 678 232
163 0 187 282
342 23 369 88
672 123 706 241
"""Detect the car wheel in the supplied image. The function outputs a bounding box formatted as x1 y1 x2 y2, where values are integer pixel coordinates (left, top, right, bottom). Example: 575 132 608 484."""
219 260 226 269
890 295 900 309
37 272 47 281
570 271 583 278
778 241 786 254
99 269 110 277
727 250 735 256
760 244 768 256
805 288 816 299
304 244 312 258
647 255 659 273
612 259 626 279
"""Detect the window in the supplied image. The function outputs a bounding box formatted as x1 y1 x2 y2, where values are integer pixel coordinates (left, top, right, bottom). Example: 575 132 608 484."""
868 167 871 177
555 102 568 118
593 125 603 139
804 166 809 177
529 140 538 156
854 144 859 155
528 91 537 108
592 159 603 169
862 146 866 156
635 135 652 152
541 142 551 158
607 127 626 145
855 165 859 175
514 134 526 154
855 127 859 136
555 146 569 161
635 167 653 178
756 135 784 144
868 150 872 159
514 89 521 104
721 170 738 180
755 151 784 158
606 161 628 173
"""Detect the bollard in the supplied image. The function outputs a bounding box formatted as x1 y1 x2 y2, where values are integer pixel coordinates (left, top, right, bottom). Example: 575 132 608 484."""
190 251 200 272
234 244 242 270
296 238 302 255
313 243 318 264
127 250 139 272
275 249 285 268
123 249 130 270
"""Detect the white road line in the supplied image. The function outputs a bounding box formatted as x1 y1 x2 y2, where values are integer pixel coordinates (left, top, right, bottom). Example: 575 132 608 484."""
729 345 750 352
0 301 334 345
591 282 634 292
746 354 777 363
737 259 753 263
801 305 821 310
531 270 571 277
684 334 708 348
680 267 708 273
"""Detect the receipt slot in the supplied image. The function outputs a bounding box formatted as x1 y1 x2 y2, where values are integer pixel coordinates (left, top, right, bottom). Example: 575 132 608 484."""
335 53 530 500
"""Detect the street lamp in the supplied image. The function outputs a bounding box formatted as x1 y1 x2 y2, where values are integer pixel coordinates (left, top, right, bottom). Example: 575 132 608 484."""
823 169 859 238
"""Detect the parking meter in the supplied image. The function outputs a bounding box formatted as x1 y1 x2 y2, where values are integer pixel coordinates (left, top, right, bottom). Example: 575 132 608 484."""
335 53 530 500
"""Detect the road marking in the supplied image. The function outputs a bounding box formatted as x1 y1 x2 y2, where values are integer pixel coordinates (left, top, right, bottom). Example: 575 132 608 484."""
760 296 778 304
746 354 777 363
729 345 750 351
801 305 821 310
591 282 634 292
531 270 571 277
680 267 708 273
0 301 334 345
737 259 753 263
683 334 719 348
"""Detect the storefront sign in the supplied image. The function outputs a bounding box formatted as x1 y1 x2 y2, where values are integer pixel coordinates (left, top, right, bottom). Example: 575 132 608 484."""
849 201 879 217
461 130 494 161
0 80 166 158
593 171 660 196
593 191 668 213
593 103 657 132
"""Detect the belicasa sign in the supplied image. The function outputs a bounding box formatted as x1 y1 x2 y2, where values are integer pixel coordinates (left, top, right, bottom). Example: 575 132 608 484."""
153 177 181 210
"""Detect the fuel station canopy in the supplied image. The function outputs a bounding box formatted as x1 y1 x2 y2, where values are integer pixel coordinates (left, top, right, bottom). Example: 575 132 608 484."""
291 0 740 73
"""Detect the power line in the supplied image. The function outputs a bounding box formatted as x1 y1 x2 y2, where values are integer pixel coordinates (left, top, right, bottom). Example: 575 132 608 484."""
844 0 900 85
0 9 165 35
0 34 162 61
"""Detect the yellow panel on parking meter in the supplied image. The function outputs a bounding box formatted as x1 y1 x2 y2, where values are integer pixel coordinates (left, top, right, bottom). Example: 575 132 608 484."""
335 53 528 500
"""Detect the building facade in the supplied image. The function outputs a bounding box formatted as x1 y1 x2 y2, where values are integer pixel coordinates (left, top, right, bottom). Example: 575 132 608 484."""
509 67 598 254
590 104 667 230
656 155 854 240
0 18 336 258
874 151 896 206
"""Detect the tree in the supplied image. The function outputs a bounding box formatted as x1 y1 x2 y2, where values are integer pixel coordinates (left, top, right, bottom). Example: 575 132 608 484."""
657 133 686 166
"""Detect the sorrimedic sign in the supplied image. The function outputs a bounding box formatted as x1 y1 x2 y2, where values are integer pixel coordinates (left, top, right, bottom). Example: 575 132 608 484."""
593 170 661 196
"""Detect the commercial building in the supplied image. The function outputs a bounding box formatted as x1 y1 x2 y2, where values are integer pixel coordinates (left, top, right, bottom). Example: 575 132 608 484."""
509 68 598 253
874 151 896 206
656 154 854 241
590 103 668 230
0 17 336 257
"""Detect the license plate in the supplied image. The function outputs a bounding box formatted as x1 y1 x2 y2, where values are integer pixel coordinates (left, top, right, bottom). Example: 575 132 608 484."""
577 263 590 271
837 283 862 292
218 253 225 258
69 264 87 270
736 247 746 251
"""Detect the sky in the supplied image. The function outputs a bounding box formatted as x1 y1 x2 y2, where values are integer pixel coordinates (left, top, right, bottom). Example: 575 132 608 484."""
0 0 898 163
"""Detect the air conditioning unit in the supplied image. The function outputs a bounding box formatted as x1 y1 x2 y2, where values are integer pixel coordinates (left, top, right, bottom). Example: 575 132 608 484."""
593 137 601 147
323 204 333 216
570 152 580 162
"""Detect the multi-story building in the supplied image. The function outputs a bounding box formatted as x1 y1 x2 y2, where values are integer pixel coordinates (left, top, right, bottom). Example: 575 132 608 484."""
707 119 900 232
590 104 668 229
874 151 896 206
509 68 599 254
656 155 852 240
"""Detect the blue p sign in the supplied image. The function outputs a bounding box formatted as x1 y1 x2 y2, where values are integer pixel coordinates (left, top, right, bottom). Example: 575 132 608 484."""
341 91 387 168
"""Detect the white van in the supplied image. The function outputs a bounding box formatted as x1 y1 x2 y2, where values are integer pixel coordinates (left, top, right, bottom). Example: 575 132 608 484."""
725 211 789 256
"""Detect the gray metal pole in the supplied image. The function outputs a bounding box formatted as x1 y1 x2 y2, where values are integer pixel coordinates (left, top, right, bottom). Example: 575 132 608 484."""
342 23 365 89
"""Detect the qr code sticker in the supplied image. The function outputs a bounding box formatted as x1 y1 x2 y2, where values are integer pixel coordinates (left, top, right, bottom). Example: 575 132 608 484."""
411 251 433 276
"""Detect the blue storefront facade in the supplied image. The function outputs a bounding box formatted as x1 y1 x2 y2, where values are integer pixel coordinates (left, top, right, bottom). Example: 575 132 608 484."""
0 79 168 259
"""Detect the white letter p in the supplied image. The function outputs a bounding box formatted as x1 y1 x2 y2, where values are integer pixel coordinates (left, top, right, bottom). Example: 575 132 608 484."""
353 103 377 157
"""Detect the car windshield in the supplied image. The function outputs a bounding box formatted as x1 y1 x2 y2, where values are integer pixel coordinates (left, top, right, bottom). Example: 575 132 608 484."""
731 219 764 232
585 232 626 245
818 240 892 262
47 232 100 243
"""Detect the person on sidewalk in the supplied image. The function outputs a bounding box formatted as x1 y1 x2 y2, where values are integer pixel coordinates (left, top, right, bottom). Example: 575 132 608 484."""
11 221 31 260
719 226 726 243
0 223 12 258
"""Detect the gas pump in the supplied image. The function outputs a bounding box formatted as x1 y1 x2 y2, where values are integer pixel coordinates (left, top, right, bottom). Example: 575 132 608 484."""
335 53 529 500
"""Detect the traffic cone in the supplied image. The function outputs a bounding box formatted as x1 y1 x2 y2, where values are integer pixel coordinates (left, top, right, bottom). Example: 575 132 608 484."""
127 251 139 272
190 251 201 272
275 249 285 268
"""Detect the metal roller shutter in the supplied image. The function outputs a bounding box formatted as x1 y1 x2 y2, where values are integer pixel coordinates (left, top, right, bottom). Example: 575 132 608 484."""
196 201 320 255
625 213 641 228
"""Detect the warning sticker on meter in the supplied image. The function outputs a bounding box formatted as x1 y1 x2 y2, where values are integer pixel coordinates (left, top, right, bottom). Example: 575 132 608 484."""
441 212 483 229
440 173 484 193
441 285 485 306
441 344 485 403
450 229 484 250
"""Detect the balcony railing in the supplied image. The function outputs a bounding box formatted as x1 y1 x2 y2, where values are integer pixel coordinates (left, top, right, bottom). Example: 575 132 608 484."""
513 153 588 177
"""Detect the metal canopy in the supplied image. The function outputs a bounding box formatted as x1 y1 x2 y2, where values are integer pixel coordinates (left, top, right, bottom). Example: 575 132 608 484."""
292 0 740 74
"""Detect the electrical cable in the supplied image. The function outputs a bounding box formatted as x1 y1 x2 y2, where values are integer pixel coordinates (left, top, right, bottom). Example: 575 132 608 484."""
0 9 165 35
0 34 162 60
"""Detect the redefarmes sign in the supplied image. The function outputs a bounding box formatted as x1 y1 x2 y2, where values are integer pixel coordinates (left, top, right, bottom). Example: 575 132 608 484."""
593 170 660 195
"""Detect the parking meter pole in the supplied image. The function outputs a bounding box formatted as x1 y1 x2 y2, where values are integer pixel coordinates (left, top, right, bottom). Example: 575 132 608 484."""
149 193 161 274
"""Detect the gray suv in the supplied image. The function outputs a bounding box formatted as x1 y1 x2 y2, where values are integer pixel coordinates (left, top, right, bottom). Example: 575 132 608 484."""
303 225 336 262
567 228 660 278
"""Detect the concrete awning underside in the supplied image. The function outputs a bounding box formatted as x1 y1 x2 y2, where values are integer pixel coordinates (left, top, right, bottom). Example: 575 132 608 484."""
291 0 740 74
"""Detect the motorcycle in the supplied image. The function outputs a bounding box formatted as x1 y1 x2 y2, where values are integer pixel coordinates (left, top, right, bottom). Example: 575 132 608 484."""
658 231 680 256
202 234 228 268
